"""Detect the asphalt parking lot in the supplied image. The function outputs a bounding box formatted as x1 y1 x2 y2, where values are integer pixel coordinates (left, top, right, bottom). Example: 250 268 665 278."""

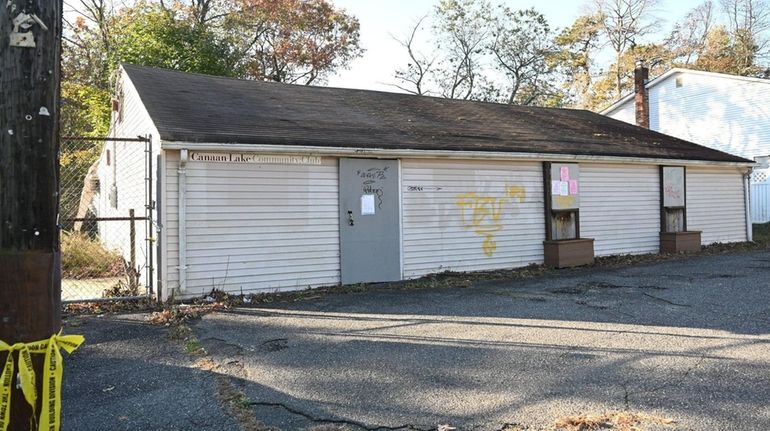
64 249 770 430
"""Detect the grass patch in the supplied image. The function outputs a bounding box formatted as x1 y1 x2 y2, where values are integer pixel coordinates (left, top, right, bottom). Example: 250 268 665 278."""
184 339 204 355
61 231 125 279
237 394 252 409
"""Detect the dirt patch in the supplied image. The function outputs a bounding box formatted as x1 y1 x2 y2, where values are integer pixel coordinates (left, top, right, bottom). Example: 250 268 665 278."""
148 302 229 325
63 297 155 315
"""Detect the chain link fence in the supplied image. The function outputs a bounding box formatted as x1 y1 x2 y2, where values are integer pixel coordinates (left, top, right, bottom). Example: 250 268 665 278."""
60 137 153 302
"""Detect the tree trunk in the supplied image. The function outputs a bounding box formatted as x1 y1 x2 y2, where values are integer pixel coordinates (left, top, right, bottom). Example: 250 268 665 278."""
0 1 63 428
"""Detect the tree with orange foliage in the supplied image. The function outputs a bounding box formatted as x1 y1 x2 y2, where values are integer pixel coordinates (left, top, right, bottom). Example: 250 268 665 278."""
222 0 363 84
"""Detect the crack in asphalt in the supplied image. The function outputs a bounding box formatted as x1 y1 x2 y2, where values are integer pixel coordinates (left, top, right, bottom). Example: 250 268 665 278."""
493 422 524 431
204 337 454 431
623 356 706 405
249 401 435 431
641 292 691 307
621 381 631 410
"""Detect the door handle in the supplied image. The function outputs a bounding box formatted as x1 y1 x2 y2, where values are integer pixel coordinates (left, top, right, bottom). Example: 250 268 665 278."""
347 210 354 226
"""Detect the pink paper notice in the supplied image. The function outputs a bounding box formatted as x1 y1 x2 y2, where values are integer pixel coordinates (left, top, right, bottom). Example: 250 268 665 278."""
560 166 570 181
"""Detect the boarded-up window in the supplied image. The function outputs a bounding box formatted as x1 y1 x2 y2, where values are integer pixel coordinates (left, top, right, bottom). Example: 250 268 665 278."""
662 166 686 232
545 162 581 240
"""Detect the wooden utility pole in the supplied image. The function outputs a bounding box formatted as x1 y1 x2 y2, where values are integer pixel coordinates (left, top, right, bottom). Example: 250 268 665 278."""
0 1 63 428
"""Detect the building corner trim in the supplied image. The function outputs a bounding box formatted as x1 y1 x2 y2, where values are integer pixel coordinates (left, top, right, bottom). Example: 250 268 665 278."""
177 149 188 295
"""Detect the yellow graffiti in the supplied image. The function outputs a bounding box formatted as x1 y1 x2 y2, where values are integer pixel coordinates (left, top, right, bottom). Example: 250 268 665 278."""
554 195 577 209
456 185 526 256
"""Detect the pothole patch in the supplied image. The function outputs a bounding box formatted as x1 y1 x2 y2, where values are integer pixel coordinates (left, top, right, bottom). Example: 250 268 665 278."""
260 338 289 352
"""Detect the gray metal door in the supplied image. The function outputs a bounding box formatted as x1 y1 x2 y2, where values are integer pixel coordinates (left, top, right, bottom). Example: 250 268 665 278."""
339 158 401 284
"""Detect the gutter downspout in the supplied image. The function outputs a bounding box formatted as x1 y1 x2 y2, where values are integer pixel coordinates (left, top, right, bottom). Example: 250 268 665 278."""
178 149 188 296
744 170 753 242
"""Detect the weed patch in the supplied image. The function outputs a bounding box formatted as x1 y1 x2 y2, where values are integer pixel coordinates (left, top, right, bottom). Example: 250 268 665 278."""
554 411 675 431
215 375 269 431
184 339 204 355
61 231 125 279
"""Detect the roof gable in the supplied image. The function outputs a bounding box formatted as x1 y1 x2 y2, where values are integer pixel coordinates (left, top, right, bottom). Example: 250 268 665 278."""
122 64 750 164
601 68 770 115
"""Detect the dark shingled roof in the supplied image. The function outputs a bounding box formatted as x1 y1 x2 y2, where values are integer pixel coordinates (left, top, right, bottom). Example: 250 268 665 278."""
123 64 750 163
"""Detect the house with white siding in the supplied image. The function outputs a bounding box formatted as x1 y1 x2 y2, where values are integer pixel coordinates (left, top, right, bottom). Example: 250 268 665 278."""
94 64 754 300
601 67 770 223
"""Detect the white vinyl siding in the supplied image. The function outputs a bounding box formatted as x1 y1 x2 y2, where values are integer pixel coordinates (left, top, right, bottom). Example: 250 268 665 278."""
606 70 770 161
111 71 161 141
654 73 770 160
648 87 660 130
401 159 544 278
165 153 340 298
159 151 748 299
687 167 748 244
93 69 161 287
581 164 660 256
608 100 635 124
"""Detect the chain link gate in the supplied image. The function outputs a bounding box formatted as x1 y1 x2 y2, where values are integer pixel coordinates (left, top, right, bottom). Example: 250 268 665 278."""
60 136 154 302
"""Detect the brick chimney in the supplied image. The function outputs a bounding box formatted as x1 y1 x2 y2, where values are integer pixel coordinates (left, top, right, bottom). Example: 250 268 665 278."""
634 61 649 129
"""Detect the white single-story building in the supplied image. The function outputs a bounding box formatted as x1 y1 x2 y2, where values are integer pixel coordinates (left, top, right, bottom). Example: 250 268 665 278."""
601 67 770 222
95 64 753 300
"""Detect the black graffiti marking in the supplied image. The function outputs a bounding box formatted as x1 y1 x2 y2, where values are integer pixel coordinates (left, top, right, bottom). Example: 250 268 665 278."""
355 166 389 180
407 186 443 192
359 170 387 209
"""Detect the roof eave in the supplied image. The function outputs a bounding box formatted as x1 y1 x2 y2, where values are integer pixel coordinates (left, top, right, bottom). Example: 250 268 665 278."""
160 140 755 168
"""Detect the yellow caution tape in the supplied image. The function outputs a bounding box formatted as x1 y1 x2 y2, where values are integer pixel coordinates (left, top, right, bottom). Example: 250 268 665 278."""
0 333 84 431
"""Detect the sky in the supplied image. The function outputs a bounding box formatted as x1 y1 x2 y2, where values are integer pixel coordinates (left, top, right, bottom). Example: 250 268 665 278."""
326 0 709 92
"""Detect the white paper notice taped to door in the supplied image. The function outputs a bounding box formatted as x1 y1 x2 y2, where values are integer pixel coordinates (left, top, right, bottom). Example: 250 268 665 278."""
361 194 375 215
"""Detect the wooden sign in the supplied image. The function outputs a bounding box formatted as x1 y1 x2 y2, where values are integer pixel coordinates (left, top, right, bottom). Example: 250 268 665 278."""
550 163 580 210
189 152 322 165
662 166 685 207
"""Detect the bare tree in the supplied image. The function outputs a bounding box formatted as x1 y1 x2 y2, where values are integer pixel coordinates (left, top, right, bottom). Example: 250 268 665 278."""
666 1 715 64
489 7 557 105
433 0 492 100
159 0 231 26
592 0 660 98
721 0 770 34
391 0 562 105
393 16 437 95
720 0 770 62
